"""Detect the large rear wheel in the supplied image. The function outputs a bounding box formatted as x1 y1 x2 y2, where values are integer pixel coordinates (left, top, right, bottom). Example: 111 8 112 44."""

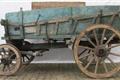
73 24 120 78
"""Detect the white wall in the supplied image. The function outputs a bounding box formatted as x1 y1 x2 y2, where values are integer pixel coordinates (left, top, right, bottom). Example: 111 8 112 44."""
86 0 120 6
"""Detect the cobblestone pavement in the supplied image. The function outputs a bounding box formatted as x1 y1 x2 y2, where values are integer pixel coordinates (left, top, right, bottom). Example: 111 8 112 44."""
0 63 120 80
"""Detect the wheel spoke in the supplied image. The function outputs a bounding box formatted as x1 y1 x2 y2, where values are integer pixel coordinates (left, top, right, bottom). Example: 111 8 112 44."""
79 52 94 59
6 65 10 71
84 35 96 47
85 57 94 69
2 65 6 71
94 58 99 73
105 34 116 45
101 29 106 45
93 30 99 46
110 52 120 57
22 54 34 64
108 44 120 49
88 50 91 53
107 57 117 67
25 55 30 60
102 61 108 72
1 48 6 55
10 63 15 66
78 49 87 57
22 56 25 62
79 46 94 51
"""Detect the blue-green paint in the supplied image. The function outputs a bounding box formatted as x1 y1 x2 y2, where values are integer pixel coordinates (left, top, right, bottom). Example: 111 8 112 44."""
3 6 120 40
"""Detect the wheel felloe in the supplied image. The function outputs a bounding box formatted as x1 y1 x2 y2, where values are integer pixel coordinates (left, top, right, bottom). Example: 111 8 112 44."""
0 44 22 76
73 24 120 78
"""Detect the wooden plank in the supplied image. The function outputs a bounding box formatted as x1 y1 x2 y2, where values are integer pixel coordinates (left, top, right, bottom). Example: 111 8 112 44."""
8 12 115 27
32 2 85 9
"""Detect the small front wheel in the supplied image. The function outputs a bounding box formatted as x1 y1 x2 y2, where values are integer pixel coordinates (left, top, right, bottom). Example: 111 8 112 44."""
0 44 22 76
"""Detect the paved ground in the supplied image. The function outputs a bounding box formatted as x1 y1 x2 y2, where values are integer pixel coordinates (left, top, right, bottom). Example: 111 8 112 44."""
0 63 120 80
32 48 74 63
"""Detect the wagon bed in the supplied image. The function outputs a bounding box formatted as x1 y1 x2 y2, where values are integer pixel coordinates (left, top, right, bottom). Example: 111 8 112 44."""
2 6 120 40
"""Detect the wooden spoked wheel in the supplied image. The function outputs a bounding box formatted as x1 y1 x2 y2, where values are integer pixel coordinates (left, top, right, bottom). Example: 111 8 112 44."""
73 24 120 78
0 44 22 76
21 41 35 65
22 54 34 65
6 40 34 65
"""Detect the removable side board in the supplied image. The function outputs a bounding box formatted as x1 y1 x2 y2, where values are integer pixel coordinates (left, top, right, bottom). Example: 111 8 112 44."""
5 6 120 40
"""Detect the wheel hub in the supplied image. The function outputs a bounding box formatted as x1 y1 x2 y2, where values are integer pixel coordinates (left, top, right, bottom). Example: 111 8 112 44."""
1 58 12 65
95 46 108 57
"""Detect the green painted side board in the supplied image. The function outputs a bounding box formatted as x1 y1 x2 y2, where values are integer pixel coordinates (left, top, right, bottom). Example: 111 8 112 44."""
4 6 120 40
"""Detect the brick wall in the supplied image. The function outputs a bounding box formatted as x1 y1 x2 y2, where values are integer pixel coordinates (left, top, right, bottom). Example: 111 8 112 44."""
32 2 85 9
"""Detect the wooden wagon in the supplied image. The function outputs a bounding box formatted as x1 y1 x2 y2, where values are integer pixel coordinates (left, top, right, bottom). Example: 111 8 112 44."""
1 6 120 78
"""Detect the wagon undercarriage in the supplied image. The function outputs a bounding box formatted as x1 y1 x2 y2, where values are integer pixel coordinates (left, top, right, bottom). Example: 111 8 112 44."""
1 6 120 78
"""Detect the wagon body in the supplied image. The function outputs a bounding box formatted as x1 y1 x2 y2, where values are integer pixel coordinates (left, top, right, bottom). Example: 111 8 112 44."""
2 6 120 40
